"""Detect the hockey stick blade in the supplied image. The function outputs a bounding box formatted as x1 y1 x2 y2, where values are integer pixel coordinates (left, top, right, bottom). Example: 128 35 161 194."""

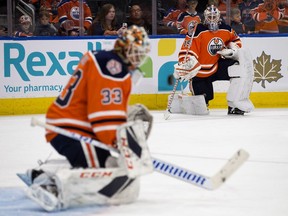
153 149 249 190
210 148 249 190
164 109 171 120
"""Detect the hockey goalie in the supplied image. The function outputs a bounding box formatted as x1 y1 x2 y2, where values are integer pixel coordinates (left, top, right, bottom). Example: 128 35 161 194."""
19 25 154 211
169 5 254 116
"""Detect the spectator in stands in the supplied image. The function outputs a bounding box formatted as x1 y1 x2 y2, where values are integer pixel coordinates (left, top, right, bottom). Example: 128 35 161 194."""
23 0 40 12
216 0 227 21
251 0 284 33
230 7 246 34
40 0 60 27
238 0 258 33
34 9 58 36
162 0 187 33
88 3 126 36
278 0 288 33
213 0 242 21
176 0 202 35
13 15 34 37
57 0 93 36
127 4 152 35
0 25 7 36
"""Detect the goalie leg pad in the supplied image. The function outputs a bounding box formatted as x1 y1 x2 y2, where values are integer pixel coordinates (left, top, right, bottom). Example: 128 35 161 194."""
169 94 209 115
116 121 154 178
55 168 140 208
168 94 182 114
227 48 254 112
27 167 140 211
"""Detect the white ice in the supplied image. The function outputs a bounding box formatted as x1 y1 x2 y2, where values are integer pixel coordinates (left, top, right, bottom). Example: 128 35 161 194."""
0 109 288 216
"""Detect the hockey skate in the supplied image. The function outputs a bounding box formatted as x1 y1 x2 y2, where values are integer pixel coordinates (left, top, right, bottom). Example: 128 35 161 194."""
228 106 245 115
26 183 61 211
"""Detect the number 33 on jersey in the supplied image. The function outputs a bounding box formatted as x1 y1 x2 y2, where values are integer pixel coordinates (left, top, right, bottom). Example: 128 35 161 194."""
46 50 132 146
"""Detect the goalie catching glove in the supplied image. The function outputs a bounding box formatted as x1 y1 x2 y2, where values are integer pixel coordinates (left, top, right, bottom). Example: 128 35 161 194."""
217 42 239 60
128 104 153 139
173 56 201 82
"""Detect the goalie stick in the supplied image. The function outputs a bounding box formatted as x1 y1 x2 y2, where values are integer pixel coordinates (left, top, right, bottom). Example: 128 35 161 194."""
164 26 196 120
164 78 179 120
27 117 249 190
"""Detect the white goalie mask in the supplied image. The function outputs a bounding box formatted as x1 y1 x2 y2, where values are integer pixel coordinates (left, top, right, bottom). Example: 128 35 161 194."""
114 25 150 68
204 5 221 31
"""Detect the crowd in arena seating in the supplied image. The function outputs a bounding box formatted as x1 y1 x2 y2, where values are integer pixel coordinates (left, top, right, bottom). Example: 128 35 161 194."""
161 0 288 34
2 0 288 37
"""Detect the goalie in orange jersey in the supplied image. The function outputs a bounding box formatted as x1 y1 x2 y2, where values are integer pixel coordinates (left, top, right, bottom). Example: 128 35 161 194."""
22 26 154 211
173 5 254 115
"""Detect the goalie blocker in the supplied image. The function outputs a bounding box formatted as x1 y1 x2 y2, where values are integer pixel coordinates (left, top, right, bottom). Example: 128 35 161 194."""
25 120 153 212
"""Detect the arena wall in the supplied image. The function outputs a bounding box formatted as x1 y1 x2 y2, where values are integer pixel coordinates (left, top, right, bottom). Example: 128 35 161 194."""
0 35 288 115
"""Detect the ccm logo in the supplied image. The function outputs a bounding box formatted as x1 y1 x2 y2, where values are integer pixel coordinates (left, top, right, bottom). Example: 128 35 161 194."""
80 171 113 178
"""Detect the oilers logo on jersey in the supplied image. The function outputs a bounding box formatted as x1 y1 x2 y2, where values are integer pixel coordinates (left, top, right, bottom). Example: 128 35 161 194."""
70 6 80 20
207 38 224 56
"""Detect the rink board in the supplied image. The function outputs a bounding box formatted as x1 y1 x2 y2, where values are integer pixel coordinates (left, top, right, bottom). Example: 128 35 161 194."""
1 36 288 115
1 91 288 115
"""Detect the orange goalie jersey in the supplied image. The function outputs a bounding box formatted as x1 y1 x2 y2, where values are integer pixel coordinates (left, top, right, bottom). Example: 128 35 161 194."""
46 50 131 146
178 23 242 78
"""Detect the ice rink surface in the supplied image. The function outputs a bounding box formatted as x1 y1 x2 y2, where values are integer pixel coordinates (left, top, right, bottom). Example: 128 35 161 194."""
0 108 288 216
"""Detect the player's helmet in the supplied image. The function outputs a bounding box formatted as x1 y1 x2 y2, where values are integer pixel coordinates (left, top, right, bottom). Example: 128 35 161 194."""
19 15 32 24
204 5 220 31
114 25 150 68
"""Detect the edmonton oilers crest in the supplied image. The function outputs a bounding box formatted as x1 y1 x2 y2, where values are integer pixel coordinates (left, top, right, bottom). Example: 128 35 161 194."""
70 6 80 20
208 37 224 55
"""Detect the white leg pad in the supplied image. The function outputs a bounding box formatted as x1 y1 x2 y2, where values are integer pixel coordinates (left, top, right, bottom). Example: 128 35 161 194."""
27 167 140 211
169 94 209 115
227 48 254 112
55 168 140 209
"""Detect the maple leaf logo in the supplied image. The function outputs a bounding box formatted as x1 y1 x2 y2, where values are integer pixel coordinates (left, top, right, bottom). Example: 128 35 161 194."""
253 51 283 88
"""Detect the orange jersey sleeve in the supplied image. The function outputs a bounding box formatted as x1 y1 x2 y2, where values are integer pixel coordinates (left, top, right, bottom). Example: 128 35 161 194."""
178 23 242 78
46 51 131 146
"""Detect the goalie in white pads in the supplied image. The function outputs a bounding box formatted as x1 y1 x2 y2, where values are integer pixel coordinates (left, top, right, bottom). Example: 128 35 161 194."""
21 25 154 211
172 5 254 115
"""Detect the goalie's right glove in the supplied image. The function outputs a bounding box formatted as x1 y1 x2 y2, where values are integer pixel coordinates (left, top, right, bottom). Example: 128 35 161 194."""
173 56 201 82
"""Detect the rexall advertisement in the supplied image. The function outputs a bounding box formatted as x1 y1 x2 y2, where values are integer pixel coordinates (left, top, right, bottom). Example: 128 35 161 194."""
0 36 288 99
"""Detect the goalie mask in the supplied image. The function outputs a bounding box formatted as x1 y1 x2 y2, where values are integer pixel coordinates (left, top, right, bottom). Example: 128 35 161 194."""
114 25 150 68
204 5 220 31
